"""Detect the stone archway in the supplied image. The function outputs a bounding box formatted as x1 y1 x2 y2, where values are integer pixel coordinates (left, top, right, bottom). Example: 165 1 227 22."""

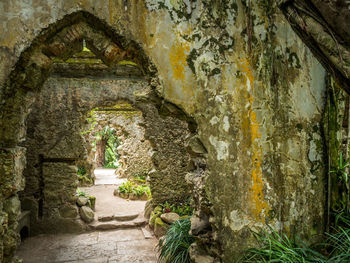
0 11 207 262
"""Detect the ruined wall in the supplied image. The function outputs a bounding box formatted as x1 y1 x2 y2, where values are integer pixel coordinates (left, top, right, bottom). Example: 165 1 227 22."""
86 108 154 179
22 75 192 235
0 1 328 262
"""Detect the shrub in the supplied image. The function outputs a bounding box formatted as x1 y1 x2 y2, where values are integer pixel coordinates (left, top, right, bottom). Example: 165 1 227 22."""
118 181 136 194
157 217 194 263
118 180 151 199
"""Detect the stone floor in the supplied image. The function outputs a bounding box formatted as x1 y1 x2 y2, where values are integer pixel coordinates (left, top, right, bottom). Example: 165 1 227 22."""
81 184 145 218
15 169 158 263
94 168 126 185
16 228 158 262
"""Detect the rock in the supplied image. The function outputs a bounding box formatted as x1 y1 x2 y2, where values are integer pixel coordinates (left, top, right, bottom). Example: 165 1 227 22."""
190 243 217 263
118 192 129 199
154 217 169 238
149 207 162 229
76 196 88 206
79 206 94 223
128 192 138 200
113 189 118 196
190 215 210 235
144 199 153 219
59 205 78 218
186 136 207 155
139 193 149 201
160 212 180 224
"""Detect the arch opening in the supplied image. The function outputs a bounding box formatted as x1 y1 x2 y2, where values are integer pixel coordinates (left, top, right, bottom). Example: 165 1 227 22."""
0 10 208 262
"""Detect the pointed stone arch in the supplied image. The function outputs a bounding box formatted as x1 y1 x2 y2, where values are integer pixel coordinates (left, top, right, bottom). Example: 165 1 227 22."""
0 11 158 147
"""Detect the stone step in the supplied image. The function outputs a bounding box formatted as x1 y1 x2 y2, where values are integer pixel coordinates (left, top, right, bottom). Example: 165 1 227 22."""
141 227 153 239
89 218 147 231
98 212 139 222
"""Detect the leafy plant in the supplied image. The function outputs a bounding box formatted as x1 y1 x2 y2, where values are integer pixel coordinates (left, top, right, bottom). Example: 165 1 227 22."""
118 180 151 199
118 181 136 194
77 167 87 176
76 188 87 197
157 217 194 263
160 199 193 216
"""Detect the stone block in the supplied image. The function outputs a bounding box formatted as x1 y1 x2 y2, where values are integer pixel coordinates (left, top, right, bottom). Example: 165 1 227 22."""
160 212 180 224
79 206 94 223
76 196 88 207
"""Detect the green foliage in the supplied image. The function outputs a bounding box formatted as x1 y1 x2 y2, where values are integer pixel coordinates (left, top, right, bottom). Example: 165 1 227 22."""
81 109 97 135
118 181 136 194
330 152 350 212
118 180 151 198
77 167 86 176
77 166 93 186
157 218 194 263
132 170 149 184
76 188 87 197
161 199 193 216
240 214 350 263
326 213 350 262
96 126 120 169
239 226 326 263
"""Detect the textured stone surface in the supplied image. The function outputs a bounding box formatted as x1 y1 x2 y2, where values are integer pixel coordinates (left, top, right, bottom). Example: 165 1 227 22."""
79 206 94 223
160 212 180 224
88 108 154 179
76 197 89 207
0 1 332 262
15 229 157 263
153 217 169 238
59 205 78 219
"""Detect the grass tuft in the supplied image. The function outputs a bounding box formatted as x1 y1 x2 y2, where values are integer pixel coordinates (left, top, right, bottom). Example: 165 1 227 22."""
157 217 194 263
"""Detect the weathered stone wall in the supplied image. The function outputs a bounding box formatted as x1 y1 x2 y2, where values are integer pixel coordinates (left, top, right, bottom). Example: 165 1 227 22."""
86 108 154 178
0 1 329 262
22 75 192 235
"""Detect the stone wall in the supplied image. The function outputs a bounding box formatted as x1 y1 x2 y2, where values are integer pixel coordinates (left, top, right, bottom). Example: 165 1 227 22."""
21 75 193 235
0 1 329 262
85 107 154 179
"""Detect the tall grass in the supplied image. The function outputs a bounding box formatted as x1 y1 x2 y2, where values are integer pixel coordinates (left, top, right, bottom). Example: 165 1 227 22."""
239 226 326 263
240 214 350 263
157 217 194 263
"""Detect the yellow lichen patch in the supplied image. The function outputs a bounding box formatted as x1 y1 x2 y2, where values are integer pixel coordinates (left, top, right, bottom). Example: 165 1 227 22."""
169 40 190 81
239 58 270 222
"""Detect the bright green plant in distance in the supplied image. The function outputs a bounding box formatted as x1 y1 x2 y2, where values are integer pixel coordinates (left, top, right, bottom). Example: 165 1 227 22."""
118 180 151 197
